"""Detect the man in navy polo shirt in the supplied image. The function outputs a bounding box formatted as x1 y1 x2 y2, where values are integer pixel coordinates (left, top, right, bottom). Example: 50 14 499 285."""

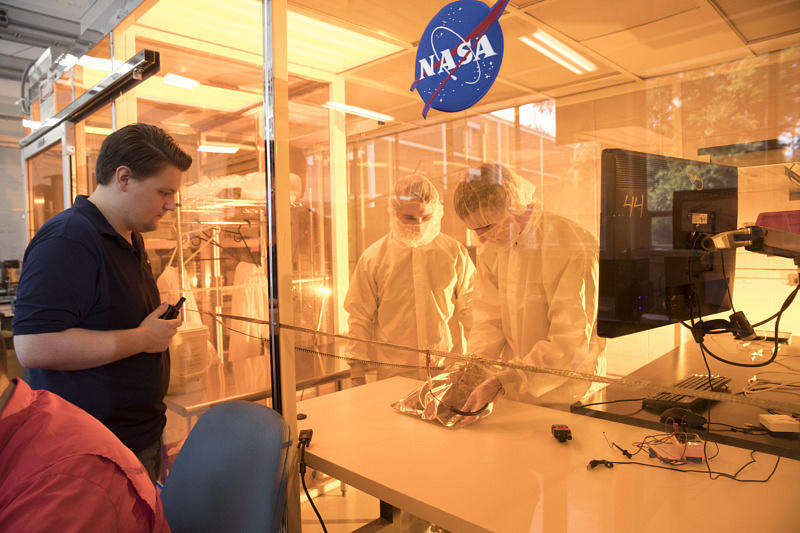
13 123 192 482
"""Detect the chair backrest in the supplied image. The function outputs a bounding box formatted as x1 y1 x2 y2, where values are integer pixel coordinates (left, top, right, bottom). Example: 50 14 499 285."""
161 401 292 533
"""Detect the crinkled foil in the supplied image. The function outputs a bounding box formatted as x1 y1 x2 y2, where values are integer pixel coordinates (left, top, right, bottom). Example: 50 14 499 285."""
391 361 498 428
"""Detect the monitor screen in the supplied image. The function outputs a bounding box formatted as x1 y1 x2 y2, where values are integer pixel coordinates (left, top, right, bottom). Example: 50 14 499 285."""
598 149 738 338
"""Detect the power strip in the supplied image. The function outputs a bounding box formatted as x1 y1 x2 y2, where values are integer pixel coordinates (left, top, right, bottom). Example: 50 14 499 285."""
759 414 800 432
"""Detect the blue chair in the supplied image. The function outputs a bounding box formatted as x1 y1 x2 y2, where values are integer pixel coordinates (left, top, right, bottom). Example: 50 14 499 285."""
161 401 292 533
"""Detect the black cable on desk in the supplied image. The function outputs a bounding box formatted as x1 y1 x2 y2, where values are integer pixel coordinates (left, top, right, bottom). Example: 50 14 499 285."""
575 397 645 417
298 430 327 533
587 453 780 483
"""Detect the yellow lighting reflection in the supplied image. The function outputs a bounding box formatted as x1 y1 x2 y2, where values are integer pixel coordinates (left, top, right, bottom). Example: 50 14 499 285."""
33 197 45 205
136 76 262 112
137 0 403 73
318 287 331 295
85 126 114 136
164 73 200 90
287 11 404 72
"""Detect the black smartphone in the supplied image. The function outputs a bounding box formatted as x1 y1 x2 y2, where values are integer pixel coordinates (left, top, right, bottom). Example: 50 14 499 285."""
159 297 185 320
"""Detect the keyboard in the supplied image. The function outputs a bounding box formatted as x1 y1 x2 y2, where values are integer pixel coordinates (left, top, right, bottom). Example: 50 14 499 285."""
642 374 731 412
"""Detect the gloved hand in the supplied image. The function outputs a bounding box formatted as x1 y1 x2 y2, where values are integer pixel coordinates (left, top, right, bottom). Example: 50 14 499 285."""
457 375 502 427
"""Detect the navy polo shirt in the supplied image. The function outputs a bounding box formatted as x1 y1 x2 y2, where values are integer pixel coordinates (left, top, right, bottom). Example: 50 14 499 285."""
13 195 168 453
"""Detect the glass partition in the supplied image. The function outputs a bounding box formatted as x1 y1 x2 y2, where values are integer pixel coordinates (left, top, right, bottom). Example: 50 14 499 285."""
24 143 65 241
277 1 800 529
32 0 799 529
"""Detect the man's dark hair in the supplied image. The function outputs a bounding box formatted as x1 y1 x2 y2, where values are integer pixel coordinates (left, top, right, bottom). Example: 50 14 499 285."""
95 123 192 185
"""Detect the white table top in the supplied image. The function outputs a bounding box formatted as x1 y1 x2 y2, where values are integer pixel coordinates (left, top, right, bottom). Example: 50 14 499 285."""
298 377 800 533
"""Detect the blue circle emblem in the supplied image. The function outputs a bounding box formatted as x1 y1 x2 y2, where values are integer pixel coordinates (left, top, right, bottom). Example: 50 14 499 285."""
412 0 505 117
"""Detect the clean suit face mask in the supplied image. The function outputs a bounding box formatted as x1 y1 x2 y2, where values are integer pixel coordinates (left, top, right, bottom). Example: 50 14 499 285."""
391 201 442 247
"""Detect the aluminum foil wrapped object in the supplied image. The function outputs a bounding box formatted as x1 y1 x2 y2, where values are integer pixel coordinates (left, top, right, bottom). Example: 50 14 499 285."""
392 361 500 428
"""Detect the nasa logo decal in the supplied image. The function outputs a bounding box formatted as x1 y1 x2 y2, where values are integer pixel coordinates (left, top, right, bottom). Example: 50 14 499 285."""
411 0 510 118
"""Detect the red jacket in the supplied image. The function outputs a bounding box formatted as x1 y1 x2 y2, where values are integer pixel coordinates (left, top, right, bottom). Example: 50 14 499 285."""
0 379 170 532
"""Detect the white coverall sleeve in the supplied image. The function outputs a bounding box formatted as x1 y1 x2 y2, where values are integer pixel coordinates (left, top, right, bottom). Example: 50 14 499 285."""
343 255 379 378
454 247 476 344
468 249 508 360
508 238 600 399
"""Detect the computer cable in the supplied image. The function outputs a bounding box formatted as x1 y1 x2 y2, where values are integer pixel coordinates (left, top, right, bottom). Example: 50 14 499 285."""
743 371 800 397
703 421 769 435
298 430 327 533
698 345 717 480
587 452 780 482
683 282 799 368
575 397 645 417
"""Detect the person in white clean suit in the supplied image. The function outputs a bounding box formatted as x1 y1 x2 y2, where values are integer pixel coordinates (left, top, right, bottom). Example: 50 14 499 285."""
453 163 606 417
344 174 475 384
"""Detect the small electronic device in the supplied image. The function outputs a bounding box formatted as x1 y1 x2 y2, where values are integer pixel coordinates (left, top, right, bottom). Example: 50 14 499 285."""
759 414 800 433
649 432 706 463
642 373 730 412
659 407 707 429
551 424 572 442
160 297 185 320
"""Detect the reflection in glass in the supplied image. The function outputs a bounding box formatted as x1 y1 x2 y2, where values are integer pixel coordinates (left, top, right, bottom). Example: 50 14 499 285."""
25 144 64 241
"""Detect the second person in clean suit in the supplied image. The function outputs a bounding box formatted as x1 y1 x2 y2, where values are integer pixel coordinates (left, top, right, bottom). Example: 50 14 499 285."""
345 174 475 384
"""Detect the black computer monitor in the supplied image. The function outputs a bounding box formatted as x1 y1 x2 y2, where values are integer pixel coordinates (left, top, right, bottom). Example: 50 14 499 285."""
598 148 738 338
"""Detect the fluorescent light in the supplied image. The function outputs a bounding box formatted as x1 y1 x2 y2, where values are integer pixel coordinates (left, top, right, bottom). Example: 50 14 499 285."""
198 145 239 154
84 126 114 136
22 119 41 129
532 30 596 72
78 55 113 71
519 36 582 75
322 102 393 122
57 54 79 69
164 73 199 90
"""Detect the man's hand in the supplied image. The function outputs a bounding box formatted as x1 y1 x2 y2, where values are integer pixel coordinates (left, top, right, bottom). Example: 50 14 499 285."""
136 302 182 353
457 376 503 427
351 376 367 387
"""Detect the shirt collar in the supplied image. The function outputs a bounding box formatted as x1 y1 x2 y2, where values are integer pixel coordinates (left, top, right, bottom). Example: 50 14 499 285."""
74 195 142 253
73 195 120 237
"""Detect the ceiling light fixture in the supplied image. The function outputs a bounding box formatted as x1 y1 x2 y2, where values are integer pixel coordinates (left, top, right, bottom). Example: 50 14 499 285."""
519 36 582 75
520 30 597 75
198 145 239 154
532 30 596 72
322 102 393 122
78 56 114 72
164 73 200 90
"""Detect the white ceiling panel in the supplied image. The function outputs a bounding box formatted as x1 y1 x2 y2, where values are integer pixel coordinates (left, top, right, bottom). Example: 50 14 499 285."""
714 0 800 42
581 8 749 77
525 0 700 41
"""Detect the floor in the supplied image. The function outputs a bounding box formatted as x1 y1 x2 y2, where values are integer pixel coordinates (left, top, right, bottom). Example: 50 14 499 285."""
300 476 380 532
